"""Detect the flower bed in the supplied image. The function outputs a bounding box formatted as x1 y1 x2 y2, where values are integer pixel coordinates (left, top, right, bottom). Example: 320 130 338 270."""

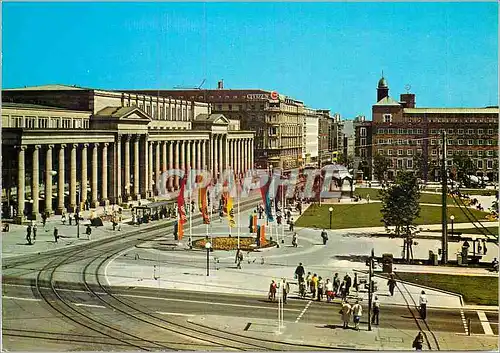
193 236 275 251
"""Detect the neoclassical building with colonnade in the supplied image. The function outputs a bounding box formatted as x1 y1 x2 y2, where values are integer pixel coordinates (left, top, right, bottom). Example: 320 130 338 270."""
2 85 254 224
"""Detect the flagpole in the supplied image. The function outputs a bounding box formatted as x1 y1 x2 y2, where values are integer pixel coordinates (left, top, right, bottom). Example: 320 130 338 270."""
237 176 240 249
281 174 285 242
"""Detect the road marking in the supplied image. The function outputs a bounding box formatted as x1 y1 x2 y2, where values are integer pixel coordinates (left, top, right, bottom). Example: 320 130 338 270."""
2 296 41 302
155 311 195 317
105 248 133 286
73 303 106 309
295 300 312 323
460 309 468 335
477 311 494 335
119 293 301 311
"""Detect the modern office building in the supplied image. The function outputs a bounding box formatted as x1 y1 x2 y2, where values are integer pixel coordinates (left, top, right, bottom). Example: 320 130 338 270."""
2 85 254 223
355 77 498 182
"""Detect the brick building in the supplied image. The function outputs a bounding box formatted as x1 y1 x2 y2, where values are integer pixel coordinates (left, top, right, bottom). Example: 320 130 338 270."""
356 77 498 182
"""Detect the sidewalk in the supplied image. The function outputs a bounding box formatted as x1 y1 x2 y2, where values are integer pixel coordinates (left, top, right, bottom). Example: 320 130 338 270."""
187 314 498 351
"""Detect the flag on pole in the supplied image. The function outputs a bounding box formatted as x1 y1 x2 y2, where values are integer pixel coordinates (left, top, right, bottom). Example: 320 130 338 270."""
227 193 235 228
177 175 187 240
260 176 274 222
197 175 210 225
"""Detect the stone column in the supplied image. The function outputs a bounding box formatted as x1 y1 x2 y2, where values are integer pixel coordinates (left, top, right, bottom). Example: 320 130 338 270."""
133 136 140 198
251 138 254 171
235 139 240 177
92 143 99 208
213 135 219 180
162 140 167 173
186 140 191 173
180 140 185 176
155 141 161 196
202 140 207 171
168 141 174 191
101 143 109 205
191 140 196 171
147 139 153 197
196 140 201 172
32 145 40 219
70 144 77 212
210 137 215 178
45 145 54 214
243 139 248 175
81 144 88 210
57 144 67 214
116 137 122 204
124 135 131 200
15 145 26 223
219 135 224 176
174 140 180 189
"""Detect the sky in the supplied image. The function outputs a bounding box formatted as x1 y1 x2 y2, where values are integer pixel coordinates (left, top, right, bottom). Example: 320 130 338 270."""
2 2 498 118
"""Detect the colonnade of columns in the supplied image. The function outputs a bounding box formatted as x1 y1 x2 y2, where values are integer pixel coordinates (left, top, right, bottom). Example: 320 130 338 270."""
11 134 254 223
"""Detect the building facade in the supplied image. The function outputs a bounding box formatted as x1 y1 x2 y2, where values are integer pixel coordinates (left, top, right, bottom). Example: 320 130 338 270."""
2 85 254 223
355 77 498 182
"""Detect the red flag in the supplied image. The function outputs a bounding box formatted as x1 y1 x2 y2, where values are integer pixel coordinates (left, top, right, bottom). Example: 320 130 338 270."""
177 176 187 239
197 175 210 224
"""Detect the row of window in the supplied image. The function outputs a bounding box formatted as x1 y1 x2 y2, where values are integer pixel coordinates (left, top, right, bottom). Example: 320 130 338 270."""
430 139 496 146
376 138 422 146
377 128 424 134
429 128 495 135
127 102 192 121
375 127 495 135
7 116 90 129
377 149 496 157
386 158 495 170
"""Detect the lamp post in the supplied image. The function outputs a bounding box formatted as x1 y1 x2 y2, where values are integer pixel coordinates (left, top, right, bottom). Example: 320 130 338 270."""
471 235 476 259
205 241 212 276
328 207 333 229
450 215 455 237
367 248 374 332
76 184 81 238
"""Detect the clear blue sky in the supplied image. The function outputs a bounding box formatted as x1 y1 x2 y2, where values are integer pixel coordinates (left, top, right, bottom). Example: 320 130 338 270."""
3 2 498 118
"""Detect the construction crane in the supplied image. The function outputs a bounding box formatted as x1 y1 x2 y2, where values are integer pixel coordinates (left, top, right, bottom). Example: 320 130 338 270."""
174 78 206 90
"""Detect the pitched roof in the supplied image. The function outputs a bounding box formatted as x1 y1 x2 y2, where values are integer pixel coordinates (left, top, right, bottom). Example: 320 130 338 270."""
194 113 229 124
374 96 401 106
94 106 151 121
5 84 90 91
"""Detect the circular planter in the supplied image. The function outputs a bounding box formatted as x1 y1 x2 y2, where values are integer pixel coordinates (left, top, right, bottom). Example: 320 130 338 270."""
192 237 276 251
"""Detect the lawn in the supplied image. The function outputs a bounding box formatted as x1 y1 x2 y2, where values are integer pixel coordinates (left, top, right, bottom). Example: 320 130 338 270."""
392 272 498 306
354 187 455 204
428 226 499 236
295 203 490 229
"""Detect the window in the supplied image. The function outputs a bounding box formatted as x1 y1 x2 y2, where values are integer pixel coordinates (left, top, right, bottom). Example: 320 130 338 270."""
447 150 453 156
383 114 392 123
397 159 403 168
458 129 464 135
417 129 423 134
432 150 437 155
378 149 384 155
388 128 394 134
448 128 454 134
431 139 437 145
478 129 484 135
458 139 464 145
407 149 413 156
378 128 385 134
407 159 413 169
430 129 438 134
488 140 494 145
477 139 484 145
477 151 483 156
361 149 366 157
228 104 232 111
397 149 403 156
39 117 49 128
487 160 493 169
487 150 494 156
468 150 473 156
416 140 422 145
488 129 494 135
417 149 422 155
467 139 474 145
397 139 403 145
360 127 367 137
360 138 367 146
25 116 36 128
468 129 474 134
387 139 393 145
387 149 393 156
477 160 483 169
407 129 413 134
447 139 453 145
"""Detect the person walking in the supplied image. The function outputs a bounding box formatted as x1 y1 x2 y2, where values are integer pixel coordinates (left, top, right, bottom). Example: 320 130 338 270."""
311 273 318 298
333 273 341 297
42 213 47 228
317 276 324 301
292 232 298 247
344 274 352 297
68 213 73 226
86 225 92 240
325 279 334 302
295 263 305 283
320 229 328 245
289 218 294 232
268 280 277 301
61 214 66 225
33 222 37 241
371 296 380 325
235 248 243 269
26 225 32 245
351 300 363 330
419 291 428 320
53 227 59 243
353 273 359 292
306 272 312 292
341 300 352 329
282 278 290 304
387 274 397 296
412 332 424 351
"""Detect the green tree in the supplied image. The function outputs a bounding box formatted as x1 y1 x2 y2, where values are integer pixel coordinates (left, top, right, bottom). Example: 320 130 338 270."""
413 152 429 182
380 171 421 262
373 153 391 182
452 152 475 187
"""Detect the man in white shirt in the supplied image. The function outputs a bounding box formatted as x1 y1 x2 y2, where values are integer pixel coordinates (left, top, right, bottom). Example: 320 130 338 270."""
351 300 363 330
419 290 428 320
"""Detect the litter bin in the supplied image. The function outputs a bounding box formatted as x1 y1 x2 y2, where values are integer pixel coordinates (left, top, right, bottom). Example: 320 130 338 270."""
382 253 393 273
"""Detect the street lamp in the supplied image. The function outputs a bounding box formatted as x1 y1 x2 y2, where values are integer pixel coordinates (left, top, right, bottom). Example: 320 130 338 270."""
450 215 455 237
205 241 212 276
328 207 333 229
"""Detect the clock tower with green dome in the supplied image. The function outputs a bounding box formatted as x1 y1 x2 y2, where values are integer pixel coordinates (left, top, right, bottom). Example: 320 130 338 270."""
377 75 389 102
